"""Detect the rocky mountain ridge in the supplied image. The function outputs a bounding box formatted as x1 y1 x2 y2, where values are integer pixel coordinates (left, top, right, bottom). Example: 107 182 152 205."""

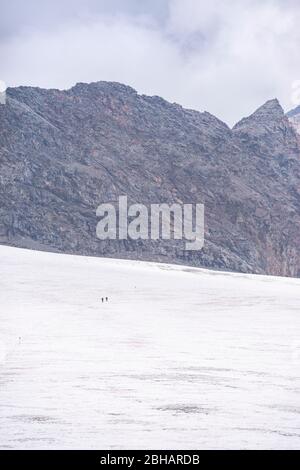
287 104 300 135
1 81 300 276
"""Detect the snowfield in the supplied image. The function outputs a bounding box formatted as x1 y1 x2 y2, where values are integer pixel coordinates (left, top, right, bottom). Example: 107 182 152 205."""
0 245 299 450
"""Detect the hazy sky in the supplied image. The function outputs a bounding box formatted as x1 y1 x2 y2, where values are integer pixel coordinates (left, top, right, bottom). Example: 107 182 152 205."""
1 0 300 125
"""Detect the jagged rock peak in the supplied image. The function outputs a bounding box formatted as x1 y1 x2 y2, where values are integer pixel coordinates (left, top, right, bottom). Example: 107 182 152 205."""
287 104 300 118
287 104 300 135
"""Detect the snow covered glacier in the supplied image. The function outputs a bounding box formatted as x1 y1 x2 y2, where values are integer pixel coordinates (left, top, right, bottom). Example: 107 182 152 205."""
0 245 299 449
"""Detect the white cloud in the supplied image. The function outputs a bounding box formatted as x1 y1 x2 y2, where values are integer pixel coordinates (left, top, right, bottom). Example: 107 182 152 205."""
1 0 300 125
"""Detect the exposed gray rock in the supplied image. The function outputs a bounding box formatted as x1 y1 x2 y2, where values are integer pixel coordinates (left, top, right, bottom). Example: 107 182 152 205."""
1 81 300 276
287 104 300 135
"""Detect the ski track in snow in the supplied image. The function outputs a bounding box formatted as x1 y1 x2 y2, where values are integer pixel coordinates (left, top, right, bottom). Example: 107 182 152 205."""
0 245 300 449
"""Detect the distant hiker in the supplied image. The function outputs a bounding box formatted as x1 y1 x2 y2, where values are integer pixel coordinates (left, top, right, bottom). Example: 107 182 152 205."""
101 297 104 303
18 336 21 344
105 297 108 302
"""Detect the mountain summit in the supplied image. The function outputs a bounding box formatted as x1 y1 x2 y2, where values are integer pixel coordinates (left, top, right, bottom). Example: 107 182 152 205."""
233 98 298 157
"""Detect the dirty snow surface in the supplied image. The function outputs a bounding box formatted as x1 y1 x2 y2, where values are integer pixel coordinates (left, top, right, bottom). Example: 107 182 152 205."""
0 245 299 450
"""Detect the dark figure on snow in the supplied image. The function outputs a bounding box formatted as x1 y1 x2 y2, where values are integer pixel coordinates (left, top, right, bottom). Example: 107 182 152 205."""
106 297 108 302
101 297 104 303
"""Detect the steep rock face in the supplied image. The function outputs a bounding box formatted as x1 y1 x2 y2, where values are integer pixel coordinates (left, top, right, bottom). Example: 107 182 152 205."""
1 82 300 276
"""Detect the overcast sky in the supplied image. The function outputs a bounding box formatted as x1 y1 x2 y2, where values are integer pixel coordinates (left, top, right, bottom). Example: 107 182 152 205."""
1 0 300 125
